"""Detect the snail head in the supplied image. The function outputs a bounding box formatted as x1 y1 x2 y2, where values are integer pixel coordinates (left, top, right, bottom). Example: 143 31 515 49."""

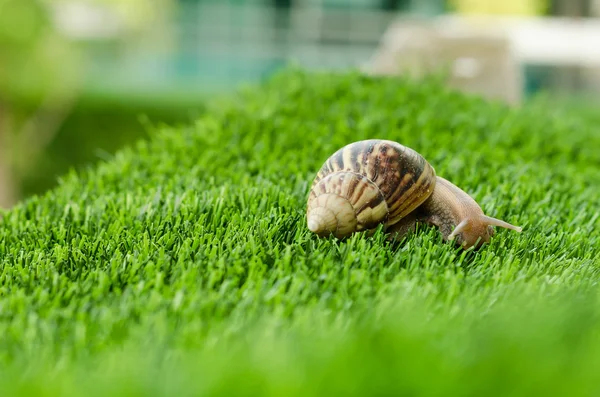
448 215 522 249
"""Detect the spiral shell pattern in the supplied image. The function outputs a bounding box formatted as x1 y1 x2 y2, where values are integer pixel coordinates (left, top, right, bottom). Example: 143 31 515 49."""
306 139 437 238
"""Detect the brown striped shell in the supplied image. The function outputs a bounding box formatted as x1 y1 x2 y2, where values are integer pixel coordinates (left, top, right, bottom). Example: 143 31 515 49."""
306 139 437 239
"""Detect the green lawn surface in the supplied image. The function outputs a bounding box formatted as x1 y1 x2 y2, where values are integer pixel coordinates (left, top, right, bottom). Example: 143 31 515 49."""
0 68 599 396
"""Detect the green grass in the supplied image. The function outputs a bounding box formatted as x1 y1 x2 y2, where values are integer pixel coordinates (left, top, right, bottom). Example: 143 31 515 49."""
0 68 599 396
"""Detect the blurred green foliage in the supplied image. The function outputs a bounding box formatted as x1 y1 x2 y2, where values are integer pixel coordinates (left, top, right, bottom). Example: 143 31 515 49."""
0 0 202 204
0 0 81 208
19 89 206 198
0 0 79 101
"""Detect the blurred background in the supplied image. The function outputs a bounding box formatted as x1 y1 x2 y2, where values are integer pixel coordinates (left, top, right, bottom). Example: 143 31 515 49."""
1 0 599 209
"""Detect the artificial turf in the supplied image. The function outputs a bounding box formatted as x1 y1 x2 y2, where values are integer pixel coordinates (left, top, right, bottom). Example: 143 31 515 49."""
0 68 599 396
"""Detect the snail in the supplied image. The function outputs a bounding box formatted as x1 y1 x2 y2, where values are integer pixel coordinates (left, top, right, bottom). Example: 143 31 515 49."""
306 139 522 249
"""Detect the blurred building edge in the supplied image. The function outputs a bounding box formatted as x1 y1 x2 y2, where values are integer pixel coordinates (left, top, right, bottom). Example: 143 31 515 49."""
365 20 522 105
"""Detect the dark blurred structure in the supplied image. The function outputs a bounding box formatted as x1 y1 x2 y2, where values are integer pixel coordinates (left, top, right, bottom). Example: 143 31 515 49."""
1 0 599 209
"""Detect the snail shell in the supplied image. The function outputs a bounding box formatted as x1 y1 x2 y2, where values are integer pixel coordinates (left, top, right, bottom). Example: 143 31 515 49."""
306 139 436 239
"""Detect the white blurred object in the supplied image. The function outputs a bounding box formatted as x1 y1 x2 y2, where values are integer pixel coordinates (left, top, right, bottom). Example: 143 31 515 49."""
47 0 174 40
452 57 482 78
366 19 522 105
48 1 123 39
439 15 600 67
367 15 600 105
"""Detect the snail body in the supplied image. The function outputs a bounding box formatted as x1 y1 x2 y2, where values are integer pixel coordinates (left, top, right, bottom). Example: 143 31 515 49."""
306 139 522 249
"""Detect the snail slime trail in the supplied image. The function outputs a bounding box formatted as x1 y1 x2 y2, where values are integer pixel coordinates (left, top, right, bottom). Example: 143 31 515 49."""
306 139 522 250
